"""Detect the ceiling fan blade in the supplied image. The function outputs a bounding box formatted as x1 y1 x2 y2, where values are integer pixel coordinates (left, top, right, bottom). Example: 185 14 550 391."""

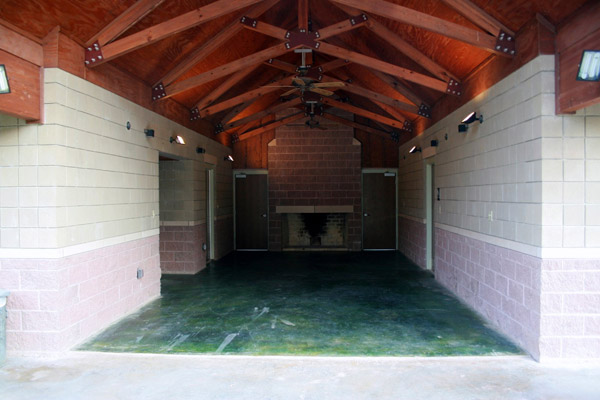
310 88 334 96
313 81 345 88
292 77 306 86
281 88 299 97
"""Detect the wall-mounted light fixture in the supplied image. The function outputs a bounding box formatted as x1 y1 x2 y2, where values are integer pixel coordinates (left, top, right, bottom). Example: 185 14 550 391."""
458 112 483 133
144 129 154 137
169 135 185 145
409 145 421 154
0 65 10 94
577 50 600 81
430 140 439 147
196 147 206 154
224 155 234 162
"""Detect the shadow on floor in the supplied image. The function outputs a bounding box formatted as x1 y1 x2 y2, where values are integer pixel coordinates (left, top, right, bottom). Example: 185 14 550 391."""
79 252 522 356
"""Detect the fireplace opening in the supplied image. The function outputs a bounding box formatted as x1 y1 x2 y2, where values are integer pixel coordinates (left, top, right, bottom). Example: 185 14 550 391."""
283 213 347 250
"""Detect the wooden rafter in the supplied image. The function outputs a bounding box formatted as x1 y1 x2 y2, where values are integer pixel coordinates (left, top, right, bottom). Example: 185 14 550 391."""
317 42 452 94
237 112 305 141
86 0 166 47
241 20 288 39
440 0 515 37
322 113 393 141
199 75 294 118
87 0 263 66
316 14 369 40
329 0 509 56
155 0 280 87
223 97 303 133
160 43 291 100
221 98 259 125
298 0 309 30
322 97 405 129
334 80 420 115
195 64 262 111
264 58 350 74
368 69 427 107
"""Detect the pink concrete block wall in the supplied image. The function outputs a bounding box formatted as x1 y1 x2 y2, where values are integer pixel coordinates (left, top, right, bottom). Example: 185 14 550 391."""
160 224 207 274
398 217 426 268
539 259 600 359
2 235 161 354
434 228 542 359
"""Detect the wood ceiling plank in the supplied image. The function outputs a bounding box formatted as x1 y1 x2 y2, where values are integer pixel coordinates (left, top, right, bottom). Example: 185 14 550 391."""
223 97 303 132
237 112 305 141
319 58 351 72
163 43 291 100
317 42 450 94
298 0 309 31
156 0 280 87
264 59 297 73
90 0 264 66
322 112 391 140
199 74 294 117
86 0 166 47
439 0 514 37
329 0 504 56
322 97 405 129
195 64 262 110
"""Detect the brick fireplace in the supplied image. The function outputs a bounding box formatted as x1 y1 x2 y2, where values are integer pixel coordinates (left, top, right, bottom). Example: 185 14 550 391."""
268 112 362 251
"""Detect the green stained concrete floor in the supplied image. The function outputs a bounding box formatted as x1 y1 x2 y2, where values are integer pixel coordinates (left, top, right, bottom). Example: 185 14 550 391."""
79 252 522 357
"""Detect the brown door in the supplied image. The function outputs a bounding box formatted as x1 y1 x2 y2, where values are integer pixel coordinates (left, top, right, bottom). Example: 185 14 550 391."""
235 173 268 250
363 172 396 250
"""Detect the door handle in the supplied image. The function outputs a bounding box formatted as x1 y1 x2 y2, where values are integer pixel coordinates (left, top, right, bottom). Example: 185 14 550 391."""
363 213 369 217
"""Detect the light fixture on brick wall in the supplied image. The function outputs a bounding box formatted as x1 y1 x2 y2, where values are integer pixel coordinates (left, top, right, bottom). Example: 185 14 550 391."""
169 135 185 145
0 65 10 94
409 145 421 154
577 50 600 81
458 111 483 133
144 129 154 137
224 155 234 162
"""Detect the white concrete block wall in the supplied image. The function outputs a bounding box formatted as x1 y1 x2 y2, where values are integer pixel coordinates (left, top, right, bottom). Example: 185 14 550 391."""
398 55 600 360
0 68 233 353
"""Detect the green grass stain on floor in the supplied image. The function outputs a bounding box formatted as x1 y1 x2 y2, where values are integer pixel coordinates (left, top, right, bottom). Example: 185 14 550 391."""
79 252 523 357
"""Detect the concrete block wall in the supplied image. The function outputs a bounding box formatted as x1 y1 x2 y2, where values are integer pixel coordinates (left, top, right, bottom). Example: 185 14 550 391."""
0 68 232 354
398 55 600 360
268 113 362 251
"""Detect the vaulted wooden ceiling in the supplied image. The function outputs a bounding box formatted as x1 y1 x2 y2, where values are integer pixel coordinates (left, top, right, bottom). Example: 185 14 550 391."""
0 0 589 144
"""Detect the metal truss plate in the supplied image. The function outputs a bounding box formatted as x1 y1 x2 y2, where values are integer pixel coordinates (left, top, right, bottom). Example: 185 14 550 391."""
495 30 516 56
350 14 368 26
285 30 320 50
240 16 258 28
152 82 167 101
85 41 104 65
418 103 431 118
446 78 462 96
190 107 200 121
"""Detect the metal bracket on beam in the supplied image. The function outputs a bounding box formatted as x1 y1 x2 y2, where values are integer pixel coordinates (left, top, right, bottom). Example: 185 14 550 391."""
495 30 516 55
231 134 239 143
390 131 400 143
350 14 368 26
190 107 200 121
403 120 414 133
300 66 323 81
285 30 320 50
240 16 258 28
418 103 432 118
152 82 167 101
446 79 462 96
305 104 324 116
84 41 104 65
215 123 224 134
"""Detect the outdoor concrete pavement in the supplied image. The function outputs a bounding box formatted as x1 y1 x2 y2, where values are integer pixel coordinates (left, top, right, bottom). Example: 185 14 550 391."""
2 353 600 399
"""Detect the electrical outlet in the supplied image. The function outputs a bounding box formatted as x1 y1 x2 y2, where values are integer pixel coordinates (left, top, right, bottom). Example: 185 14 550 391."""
137 268 144 279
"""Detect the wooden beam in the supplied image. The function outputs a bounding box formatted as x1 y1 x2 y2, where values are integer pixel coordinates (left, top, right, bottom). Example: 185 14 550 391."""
329 0 505 56
89 0 263 66
322 112 392 140
199 75 294 117
336 81 420 115
317 42 452 94
439 0 515 37
0 23 43 66
241 19 288 39
317 14 369 40
195 64 261 111
237 112 305 141
156 0 279 87
0 49 41 121
298 0 309 31
369 69 426 107
163 43 291 100
86 0 166 47
223 97 303 132
322 97 405 129
221 98 259 125
264 57 351 74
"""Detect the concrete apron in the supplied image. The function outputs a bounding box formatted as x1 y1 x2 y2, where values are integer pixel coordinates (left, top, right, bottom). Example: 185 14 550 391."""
1 352 600 400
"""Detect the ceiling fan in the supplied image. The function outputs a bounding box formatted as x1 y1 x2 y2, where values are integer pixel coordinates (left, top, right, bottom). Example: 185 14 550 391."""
304 101 326 130
281 77 344 98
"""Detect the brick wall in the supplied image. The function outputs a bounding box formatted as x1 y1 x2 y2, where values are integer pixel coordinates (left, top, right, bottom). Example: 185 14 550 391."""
268 115 362 251
3 236 160 354
159 224 206 274
398 216 427 268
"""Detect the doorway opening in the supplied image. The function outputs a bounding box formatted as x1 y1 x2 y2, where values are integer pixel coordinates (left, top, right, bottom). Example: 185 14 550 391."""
362 169 398 250
426 163 435 271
